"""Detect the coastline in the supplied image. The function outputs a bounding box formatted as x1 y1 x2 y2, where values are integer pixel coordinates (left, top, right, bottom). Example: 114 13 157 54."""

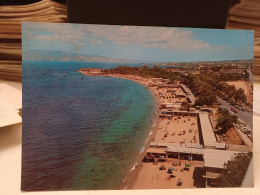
78 68 253 189
79 71 161 189
111 75 161 190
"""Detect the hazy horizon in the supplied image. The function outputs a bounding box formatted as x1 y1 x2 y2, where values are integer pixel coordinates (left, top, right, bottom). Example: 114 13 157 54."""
22 22 254 63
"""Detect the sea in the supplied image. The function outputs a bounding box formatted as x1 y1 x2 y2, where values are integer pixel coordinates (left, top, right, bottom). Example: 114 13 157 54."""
22 61 157 191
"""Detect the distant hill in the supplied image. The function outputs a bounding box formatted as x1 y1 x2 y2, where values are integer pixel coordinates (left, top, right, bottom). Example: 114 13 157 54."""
141 59 254 67
23 50 139 63
23 50 253 66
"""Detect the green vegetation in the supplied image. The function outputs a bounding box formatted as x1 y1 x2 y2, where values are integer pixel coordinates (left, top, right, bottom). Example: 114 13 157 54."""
103 65 249 107
184 75 216 106
219 71 249 81
215 107 238 133
201 74 247 105
184 74 247 106
214 153 252 187
218 107 229 115
195 95 216 106
102 66 181 83
216 114 238 132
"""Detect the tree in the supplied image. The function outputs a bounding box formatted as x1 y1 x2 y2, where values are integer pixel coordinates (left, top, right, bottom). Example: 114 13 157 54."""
216 114 238 132
218 107 229 115
195 95 216 106
226 85 236 99
214 152 252 187
234 88 247 105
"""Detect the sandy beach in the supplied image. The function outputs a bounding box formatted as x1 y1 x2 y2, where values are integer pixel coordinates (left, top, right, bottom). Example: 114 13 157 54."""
132 160 204 189
78 67 254 189
154 116 199 144
79 69 203 189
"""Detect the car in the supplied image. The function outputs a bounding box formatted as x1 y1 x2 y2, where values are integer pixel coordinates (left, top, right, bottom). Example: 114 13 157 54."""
245 130 251 135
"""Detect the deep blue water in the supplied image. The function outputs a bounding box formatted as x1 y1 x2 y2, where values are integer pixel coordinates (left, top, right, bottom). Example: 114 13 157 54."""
22 61 156 191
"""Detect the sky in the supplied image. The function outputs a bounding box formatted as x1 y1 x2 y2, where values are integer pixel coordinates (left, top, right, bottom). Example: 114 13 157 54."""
22 22 254 62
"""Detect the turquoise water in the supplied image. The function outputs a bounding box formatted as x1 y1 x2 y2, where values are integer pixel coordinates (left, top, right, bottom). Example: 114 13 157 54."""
22 61 156 190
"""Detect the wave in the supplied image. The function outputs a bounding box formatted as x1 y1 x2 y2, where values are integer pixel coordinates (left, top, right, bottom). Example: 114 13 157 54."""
129 163 137 172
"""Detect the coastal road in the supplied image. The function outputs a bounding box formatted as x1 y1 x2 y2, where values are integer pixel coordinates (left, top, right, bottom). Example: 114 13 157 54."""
234 126 253 152
217 96 253 129
247 69 253 84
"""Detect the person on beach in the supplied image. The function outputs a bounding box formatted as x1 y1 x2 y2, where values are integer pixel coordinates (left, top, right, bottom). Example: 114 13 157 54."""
177 178 183 185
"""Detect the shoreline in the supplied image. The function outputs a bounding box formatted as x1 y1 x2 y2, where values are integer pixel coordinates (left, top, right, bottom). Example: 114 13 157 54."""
100 74 161 190
79 71 162 189
78 69 253 189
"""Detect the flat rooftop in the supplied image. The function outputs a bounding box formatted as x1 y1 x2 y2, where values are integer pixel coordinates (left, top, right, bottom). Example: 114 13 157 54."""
166 146 204 155
203 149 242 169
199 113 217 148
146 147 166 154
179 84 196 104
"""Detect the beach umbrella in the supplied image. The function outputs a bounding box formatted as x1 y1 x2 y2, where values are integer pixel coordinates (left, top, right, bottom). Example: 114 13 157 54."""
168 167 174 171
185 164 191 167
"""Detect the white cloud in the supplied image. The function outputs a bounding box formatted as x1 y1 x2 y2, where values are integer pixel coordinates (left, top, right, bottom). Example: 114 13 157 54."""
85 25 211 51
23 22 87 43
23 22 221 52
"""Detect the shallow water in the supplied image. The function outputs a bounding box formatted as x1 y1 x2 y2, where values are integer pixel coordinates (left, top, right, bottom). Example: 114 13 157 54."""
22 61 156 190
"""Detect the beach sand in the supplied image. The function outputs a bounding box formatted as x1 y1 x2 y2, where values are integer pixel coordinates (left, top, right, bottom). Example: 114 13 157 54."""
104 74 201 189
132 160 204 189
79 71 201 189
154 116 199 144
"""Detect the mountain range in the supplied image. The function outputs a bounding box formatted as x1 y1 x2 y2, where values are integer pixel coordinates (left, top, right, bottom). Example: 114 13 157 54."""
23 50 139 63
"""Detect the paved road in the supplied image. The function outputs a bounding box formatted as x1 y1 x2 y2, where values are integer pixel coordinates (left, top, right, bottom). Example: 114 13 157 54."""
217 96 253 129
247 69 253 84
234 126 253 152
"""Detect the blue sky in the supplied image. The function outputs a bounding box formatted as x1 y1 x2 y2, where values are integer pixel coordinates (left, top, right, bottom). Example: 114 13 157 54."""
22 22 254 62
